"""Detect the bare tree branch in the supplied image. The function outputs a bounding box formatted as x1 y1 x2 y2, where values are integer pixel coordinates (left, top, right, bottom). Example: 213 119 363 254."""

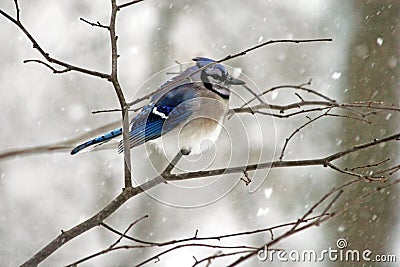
217 38 333 63
0 8 110 79
127 39 333 108
100 214 325 247
108 0 132 188
19 130 400 266
70 176 400 266
66 215 149 266
233 99 400 116
0 120 121 161
0 87 395 162
225 178 400 266
279 110 330 160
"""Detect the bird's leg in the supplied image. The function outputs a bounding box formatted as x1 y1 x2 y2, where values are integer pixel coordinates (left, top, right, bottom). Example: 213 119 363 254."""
161 149 190 181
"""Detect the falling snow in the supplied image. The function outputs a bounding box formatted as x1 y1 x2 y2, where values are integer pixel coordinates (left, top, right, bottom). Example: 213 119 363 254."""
271 91 278 100
1 1 399 265
264 187 273 199
376 37 384 46
331 71 342 80
257 207 270 216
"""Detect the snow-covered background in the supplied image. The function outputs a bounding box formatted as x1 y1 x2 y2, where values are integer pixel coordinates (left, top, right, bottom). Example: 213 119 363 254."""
1 0 399 266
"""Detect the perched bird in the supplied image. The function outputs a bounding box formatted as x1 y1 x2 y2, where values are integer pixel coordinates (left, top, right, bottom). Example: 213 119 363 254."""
70 57 245 156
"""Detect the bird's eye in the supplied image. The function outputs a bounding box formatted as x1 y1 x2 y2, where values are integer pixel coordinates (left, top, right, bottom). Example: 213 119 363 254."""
212 74 221 80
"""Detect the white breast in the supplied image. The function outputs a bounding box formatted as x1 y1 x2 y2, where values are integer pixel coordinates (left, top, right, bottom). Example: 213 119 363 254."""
149 97 228 156
178 116 224 154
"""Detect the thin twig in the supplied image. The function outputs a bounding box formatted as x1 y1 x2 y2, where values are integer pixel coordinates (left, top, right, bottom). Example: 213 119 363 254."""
127 39 333 108
135 244 258 267
20 131 400 266
0 120 121 161
67 215 149 266
346 158 391 172
279 110 329 160
225 178 366 266
23 59 71 73
80 17 109 29
91 106 142 114
233 100 400 118
192 250 257 267
218 38 332 63
325 161 386 181
101 214 327 248
117 0 145 10
13 0 20 21
288 179 353 232
241 84 266 106
374 164 400 176
0 8 110 79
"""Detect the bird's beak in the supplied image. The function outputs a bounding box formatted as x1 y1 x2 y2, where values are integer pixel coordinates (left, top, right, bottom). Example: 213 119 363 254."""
225 75 246 85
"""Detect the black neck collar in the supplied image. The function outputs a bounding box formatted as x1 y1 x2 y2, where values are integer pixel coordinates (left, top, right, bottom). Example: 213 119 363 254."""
201 71 230 99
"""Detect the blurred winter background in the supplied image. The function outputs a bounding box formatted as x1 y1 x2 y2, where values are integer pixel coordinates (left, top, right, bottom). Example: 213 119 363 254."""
1 0 399 266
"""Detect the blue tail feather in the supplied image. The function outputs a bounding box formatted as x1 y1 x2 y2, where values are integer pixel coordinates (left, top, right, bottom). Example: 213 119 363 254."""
70 128 122 155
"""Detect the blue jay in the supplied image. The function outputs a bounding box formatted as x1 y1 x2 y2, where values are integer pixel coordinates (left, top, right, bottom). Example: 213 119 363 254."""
71 57 245 156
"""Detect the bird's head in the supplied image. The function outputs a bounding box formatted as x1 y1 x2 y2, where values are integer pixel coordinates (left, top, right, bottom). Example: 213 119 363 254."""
193 57 245 86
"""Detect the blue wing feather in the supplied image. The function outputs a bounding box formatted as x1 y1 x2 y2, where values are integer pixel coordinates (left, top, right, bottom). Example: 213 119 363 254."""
117 83 198 152
118 113 165 153
71 62 206 155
